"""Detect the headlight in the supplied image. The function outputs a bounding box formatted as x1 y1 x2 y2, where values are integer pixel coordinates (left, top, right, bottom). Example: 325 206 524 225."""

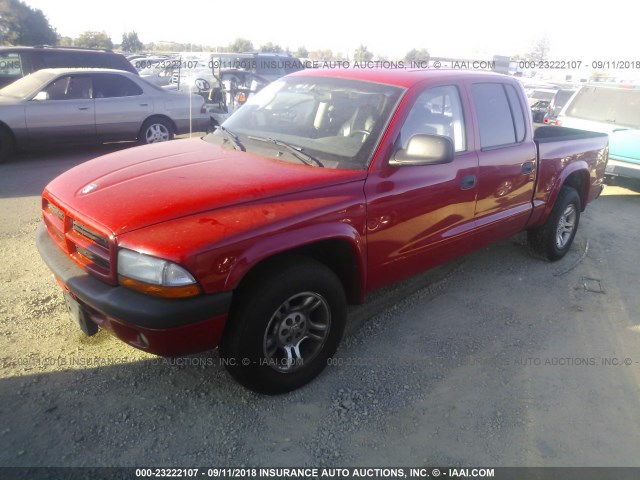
117 249 201 298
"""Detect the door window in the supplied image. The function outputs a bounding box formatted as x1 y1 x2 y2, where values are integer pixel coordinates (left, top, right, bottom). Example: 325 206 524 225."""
399 85 466 152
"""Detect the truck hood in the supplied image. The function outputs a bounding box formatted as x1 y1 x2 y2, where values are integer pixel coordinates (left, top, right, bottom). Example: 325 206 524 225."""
45 138 367 235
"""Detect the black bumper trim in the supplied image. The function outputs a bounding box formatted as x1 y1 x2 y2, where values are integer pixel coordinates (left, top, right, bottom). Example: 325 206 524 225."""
36 224 232 329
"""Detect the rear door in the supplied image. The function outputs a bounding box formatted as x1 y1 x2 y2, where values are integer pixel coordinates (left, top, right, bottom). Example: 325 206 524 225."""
25 74 96 144
468 81 537 244
92 73 151 141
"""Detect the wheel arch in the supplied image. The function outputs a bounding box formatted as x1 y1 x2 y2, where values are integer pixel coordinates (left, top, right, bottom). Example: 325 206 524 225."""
139 114 177 139
227 234 366 307
0 121 17 144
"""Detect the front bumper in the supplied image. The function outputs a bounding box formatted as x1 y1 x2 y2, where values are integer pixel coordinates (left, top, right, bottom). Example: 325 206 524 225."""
36 224 232 356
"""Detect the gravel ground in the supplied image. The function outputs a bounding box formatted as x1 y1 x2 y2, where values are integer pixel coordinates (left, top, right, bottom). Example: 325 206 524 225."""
1 144 640 468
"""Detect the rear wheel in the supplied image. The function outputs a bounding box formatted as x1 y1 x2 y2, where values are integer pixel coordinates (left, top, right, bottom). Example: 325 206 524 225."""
528 186 581 261
139 117 174 144
220 257 347 394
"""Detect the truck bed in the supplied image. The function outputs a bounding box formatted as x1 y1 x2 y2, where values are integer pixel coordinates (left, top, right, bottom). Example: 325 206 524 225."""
530 126 608 226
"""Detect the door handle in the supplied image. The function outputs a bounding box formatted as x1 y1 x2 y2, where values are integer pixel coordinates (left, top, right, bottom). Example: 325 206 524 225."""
521 161 534 175
139 103 149 107
460 175 477 190
78 107 89 111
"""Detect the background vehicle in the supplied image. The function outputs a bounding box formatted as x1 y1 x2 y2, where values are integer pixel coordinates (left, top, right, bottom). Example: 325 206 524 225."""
524 86 558 123
543 88 577 124
37 70 608 394
556 83 640 179
531 99 550 123
0 68 209 162
0 46 138 88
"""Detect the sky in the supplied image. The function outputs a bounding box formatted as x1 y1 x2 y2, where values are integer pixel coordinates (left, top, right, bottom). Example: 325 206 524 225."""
21 0 636 62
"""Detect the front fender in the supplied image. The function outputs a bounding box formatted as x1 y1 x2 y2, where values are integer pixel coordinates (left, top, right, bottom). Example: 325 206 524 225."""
225 220 367 299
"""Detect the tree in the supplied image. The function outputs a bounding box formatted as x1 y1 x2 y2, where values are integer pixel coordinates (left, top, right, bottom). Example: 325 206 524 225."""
353 44 373 62
0 0 57 46
75 31 113 50
228 38 253 53
259 41 283 53
58 36 73 47
527 37 550 62
295 46 308 58
121 31 143 53
404 48 430 64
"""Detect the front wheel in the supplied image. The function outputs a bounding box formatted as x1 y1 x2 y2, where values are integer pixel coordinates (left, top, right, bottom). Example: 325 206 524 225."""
527 185 581 261
220 257 347 394
139 118 174 144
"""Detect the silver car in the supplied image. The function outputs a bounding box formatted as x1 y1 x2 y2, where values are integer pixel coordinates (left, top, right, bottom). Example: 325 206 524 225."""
0 68 211 162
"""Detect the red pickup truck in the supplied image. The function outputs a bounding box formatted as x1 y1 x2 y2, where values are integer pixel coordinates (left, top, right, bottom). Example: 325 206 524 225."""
37 69 608 393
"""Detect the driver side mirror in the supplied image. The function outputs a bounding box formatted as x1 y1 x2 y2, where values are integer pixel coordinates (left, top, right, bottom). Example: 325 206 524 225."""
32 91 50 101
389 134 454 166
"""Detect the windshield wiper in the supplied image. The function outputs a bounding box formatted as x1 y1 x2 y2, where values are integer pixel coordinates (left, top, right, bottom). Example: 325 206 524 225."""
247 135 325 168
216 126 245 151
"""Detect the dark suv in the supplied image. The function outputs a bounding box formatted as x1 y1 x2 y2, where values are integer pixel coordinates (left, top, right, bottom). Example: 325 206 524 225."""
0 46 138 88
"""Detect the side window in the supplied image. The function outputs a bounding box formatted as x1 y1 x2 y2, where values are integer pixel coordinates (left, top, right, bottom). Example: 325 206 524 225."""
472 83 525 148
0 53 24 78
505 84 526 142
40 52 74 68
43 76 92 100
92 74 143 98
399 85 466 152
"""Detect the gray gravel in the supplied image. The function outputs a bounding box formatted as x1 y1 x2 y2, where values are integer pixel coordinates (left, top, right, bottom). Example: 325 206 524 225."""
1 145 640 468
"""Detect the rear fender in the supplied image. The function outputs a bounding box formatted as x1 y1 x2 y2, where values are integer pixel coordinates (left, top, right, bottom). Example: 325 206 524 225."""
534 161 589 226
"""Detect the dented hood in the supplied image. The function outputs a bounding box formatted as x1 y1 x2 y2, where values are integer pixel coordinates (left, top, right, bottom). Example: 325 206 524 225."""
44 138 366 235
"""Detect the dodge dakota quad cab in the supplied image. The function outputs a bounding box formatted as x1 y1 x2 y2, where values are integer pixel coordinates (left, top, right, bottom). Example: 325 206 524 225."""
37 69 609 394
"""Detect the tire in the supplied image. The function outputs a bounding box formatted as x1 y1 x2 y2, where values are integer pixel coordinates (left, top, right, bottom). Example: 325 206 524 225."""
0 127 15 163
220 257 347 394
527 186 581 261
138 117 174 144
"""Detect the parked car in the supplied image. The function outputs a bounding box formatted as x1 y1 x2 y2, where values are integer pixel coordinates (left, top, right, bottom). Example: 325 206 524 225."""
543 88 577 124
0 68 210 162
37 69 608 394
531 99 551 123
0 46 138 88
525 87 558 123
556 83 640 180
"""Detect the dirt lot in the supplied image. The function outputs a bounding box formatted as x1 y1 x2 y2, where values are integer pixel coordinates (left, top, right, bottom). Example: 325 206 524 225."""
1 144 639 468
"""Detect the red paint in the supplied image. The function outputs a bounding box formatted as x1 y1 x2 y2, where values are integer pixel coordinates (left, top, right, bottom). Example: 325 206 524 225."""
40 69 609 356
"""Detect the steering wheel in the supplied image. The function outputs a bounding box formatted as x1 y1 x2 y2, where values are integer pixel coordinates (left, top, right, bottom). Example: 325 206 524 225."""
195 78 211 91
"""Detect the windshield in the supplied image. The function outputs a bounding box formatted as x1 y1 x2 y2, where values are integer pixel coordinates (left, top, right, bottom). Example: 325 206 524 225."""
565 86 640 129
0 69 58 98
203 76 404 169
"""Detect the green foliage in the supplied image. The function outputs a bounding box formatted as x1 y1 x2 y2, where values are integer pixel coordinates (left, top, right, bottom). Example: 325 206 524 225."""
404 48 430 63
0 0 57 46
228 38 254 53
259 42 283 53
75 31 114 50
121 31 144 53
527 37 550 62
353 44 373 62
295 46 308 58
